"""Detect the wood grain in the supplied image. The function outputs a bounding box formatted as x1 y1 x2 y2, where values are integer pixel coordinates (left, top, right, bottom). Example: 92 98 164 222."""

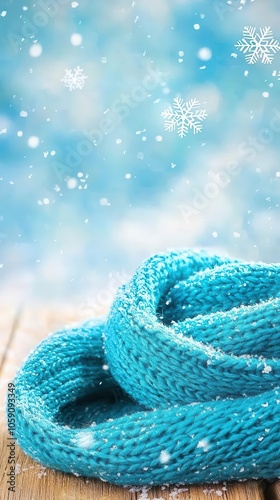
264 481 280 500
0 306 269 499
0 305 20 372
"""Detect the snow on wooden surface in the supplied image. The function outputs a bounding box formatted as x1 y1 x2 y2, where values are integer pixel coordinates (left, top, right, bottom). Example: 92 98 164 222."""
0 305 277 499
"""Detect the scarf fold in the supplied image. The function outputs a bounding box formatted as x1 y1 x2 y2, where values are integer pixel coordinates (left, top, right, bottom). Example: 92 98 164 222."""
11 250 280 485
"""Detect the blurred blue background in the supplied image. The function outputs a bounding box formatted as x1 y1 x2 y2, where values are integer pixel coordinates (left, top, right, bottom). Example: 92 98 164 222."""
0 0 280 307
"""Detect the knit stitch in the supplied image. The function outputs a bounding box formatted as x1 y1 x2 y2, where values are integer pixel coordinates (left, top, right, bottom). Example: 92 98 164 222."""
10 250 280 485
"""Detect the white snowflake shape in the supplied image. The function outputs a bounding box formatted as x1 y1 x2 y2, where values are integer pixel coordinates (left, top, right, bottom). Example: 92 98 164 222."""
61 66 88 91
235 26 280 64
161 97 207 138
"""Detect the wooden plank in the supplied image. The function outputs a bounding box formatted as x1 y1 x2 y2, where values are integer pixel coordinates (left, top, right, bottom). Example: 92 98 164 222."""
0 305 19 371
0 306 266 500
0 306 20 500
264 481 280 500
176 481 264 499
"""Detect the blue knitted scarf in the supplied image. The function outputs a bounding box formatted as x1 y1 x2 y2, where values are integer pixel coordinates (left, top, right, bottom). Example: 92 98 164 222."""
10 250 280 486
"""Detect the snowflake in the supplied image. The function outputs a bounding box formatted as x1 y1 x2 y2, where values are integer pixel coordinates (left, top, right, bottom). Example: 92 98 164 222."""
161 97 207 138
61 66 88 91
272 69 280 80
235 26 280 64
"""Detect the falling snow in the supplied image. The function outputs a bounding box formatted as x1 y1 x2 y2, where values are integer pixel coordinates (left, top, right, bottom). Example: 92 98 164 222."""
29 43 43 58
272 69 280 80
161 98 207 138
28 136 39 148
67 178 78 189
61 66 88 91
70 33 83 46
235 27 280 64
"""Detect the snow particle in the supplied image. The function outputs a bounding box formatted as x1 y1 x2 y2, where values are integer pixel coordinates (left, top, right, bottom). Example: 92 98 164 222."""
70 33 82 46
116 138 122 144
262 365 272 374
212 231 218 238
125 173 131 179
100 197 111 206
178 51 184 57
20 110 28 117
262 91 269 98
67 178 77 189
28 136 39 148
233 232 240 238
15 464 21 475
76 430 94 448
159 450 170 464
197 47 212 61
1 11 7 16
197 439 210 451
169 487 189 498
71 1 79 7
101 57 107 64
155 135 163 142
194 24 200 30
17 131 23 137
37 466 47 478
29 43 43 58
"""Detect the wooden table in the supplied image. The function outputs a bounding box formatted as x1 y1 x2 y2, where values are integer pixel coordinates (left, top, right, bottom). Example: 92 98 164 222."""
0 305 279 499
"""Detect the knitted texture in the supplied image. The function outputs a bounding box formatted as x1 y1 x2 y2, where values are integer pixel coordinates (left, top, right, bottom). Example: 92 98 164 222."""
10 250 280 486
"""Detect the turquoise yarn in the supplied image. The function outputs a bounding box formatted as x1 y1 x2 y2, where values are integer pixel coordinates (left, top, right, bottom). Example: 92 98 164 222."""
10 250 280 485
